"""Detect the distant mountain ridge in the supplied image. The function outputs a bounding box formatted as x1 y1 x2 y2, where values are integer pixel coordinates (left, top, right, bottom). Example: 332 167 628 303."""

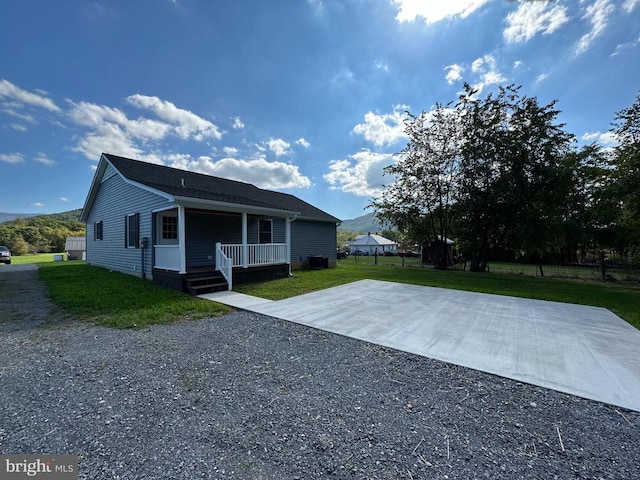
339 212 383 233
0 212 38 224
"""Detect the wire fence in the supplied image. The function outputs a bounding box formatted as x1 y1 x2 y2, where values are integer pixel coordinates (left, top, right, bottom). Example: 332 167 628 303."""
340 253 640 283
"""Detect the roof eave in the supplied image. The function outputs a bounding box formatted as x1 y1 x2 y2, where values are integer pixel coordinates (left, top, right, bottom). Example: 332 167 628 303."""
79 154 108 222
173 195 300 217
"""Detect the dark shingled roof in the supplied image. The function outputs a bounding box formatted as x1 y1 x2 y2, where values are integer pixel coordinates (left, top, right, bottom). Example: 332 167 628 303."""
104 153 339 222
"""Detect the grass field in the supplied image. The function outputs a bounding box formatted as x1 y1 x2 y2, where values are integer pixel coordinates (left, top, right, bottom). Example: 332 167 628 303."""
28 258 640 330
38 262 229 328
7 252 68 265
235 259 640 329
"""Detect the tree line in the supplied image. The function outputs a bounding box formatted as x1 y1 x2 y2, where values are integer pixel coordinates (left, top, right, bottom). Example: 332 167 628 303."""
372 84 640 271
0 209 85 255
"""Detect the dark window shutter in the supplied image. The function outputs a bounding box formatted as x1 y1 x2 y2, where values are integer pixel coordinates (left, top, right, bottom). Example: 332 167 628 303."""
125 215 128 247
135 213 140 248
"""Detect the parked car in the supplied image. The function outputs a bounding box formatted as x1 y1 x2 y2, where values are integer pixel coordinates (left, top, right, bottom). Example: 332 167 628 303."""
352 249 368 256
0 246 11 264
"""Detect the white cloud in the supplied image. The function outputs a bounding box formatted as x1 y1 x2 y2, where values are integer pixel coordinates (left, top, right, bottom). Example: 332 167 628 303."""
323 149 395 197
503 1 569 43
68 101 168 160
69 101 170 140
2 107 37 124
535 73 549 83
11 124 28 132
170 155 311 189
575 0 615 56
34 152 55 166
32 202 45 208
612 35 640 56
126 94 222 140
267 138 291 156
445 64 464 84
223 146 239 156
232 116 245 129
0 79 61 112
352 106 407 147
307 0 324 17
581 131 618 147
331 68 354 85
68 95 225 160
393 0 490 24
624 0 639 12
60 197 69 202
513 60 523 69
469 54 506 92
374 60 389 72
296 137 311 148
0 152 25 164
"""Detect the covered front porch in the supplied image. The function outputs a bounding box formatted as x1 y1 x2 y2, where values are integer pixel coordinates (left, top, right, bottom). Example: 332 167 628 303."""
151 203 296 292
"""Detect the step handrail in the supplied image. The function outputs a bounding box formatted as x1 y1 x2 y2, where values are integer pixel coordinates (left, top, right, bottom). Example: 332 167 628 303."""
215 242 233 291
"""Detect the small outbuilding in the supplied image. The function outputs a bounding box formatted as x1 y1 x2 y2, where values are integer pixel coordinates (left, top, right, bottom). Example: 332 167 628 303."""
65 236 86 260
348 233 397 255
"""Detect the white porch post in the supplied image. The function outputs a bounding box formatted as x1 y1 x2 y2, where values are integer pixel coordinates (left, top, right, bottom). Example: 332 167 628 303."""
178 205 186 274
242 212 248 268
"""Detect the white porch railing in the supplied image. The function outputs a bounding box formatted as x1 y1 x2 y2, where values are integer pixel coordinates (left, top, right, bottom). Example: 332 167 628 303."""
218 243 288 267
215 243 233 291
154 245 180 271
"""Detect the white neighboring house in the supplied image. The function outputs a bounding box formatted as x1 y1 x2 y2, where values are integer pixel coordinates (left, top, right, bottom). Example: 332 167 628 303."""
348 233 397 255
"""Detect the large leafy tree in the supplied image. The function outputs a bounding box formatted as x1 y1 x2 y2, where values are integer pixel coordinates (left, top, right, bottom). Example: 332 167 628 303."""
455 84 574 271
556 144 612 263
374 84 576 272
610 89 640 260
372 104 462 269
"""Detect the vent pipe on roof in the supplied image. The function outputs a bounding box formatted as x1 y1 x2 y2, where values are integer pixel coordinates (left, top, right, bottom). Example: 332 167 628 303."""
181 178 185 188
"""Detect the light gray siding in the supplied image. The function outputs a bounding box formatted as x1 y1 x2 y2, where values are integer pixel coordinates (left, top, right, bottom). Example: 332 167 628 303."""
291 220 337 265
85 170 169 278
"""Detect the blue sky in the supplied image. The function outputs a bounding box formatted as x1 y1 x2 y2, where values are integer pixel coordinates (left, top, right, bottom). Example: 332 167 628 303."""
1 0 638 221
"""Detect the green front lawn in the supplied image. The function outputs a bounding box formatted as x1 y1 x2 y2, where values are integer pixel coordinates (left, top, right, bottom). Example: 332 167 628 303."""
38 262 229 328
35 260 639 330
8 252 68 264
235 261 640 329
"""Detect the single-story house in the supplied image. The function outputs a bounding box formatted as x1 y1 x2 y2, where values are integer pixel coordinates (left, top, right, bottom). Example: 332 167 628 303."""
64 235 86 260
348 233 397 255
80 153 340 293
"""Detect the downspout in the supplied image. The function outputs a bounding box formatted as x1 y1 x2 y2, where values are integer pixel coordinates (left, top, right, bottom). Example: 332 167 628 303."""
286 213 299 276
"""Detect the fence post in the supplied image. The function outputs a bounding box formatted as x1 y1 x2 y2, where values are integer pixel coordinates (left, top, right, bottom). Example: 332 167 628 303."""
601 250 606 279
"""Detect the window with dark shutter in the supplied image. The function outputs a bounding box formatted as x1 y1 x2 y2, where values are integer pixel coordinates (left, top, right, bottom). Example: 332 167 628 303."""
125 213 140 248
94 221 103 241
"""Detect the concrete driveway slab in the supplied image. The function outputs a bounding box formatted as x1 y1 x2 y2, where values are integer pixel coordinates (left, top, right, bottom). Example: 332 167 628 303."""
204 279 640 412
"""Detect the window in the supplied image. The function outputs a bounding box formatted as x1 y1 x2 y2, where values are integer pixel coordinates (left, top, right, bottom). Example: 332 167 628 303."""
162 215 178 240
94 221 103 241
125 213 140 248
259 219 272 244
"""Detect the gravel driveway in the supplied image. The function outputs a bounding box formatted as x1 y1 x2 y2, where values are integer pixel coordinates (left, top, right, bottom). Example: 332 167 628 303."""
1 266 638 479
